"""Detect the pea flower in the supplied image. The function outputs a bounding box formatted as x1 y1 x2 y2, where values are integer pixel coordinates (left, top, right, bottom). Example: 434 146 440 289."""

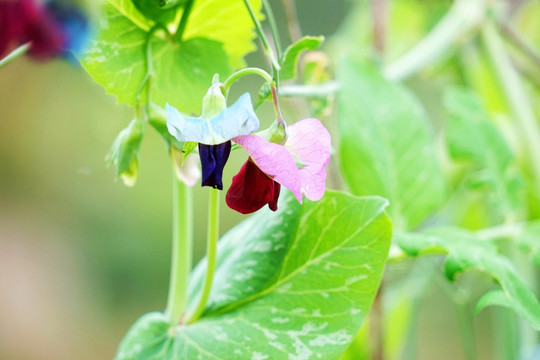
226 118 331 214
166 82 259 190
0 0 89 61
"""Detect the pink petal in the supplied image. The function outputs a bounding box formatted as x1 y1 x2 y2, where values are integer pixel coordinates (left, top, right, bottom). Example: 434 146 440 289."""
285 118 331 201
233 135 302 202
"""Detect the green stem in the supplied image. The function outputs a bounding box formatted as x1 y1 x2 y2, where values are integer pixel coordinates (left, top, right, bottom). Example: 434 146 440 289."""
432 268 476 360
223 67 274 93
279 81 340 98
165 168 193 324
0 43 30 69
271 85 286 127
136 27 159 109
383 0 485 81
262 0 282 58
187 188 220 324
481 20 540 198
498 20 540 71
280 0 302 41
174 0 196 42
243 0 281 71
456 302 476 360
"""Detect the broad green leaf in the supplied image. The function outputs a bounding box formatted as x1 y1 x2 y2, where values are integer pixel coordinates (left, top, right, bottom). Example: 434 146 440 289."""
81 0 262 113
395 227 540 330
280 36 325 81
338 58 445 230
116 191 392 359
444 87 524 214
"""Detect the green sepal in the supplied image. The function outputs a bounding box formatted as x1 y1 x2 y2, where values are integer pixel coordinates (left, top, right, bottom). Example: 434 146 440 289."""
182 141 198 162
255 120 286 144
200 79 226 119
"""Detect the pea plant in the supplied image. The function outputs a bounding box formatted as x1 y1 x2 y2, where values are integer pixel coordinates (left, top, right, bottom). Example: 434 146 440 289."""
3 0 540 359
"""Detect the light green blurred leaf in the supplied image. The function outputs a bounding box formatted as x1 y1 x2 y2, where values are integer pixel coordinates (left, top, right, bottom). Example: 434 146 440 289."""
518 221 540 268
338 58 445 230
116 191 392 359
280 36 324 81
81 0 261 113
396 228 540 330
475 289 511 316
444 86 524 214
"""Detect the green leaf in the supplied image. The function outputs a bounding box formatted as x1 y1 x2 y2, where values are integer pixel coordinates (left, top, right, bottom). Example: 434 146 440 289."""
475 289 511 316
108 0 154 31
338 58 445 230
131 0 183 25
182 0 262 68
444 87 524 213
395 228 540 330
116 191 392 359
280 35 324 81
81 0 262 113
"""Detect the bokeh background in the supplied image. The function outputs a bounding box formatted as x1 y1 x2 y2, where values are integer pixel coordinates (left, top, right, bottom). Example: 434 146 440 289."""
1 0 538 359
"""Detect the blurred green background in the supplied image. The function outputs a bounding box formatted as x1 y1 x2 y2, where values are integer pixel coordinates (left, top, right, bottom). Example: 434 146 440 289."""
1 0 538 359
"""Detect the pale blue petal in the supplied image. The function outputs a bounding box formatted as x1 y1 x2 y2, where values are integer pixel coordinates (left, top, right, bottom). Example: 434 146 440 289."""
207 93 259 144
166 93 259 145
166 103 212 143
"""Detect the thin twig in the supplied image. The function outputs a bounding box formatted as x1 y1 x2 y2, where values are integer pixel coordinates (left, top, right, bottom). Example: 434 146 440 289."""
371 0 388 56
498 20 540 71
280 0 302 42
0 43 30 69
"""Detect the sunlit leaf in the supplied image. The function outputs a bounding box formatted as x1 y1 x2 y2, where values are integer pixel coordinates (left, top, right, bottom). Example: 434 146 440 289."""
80 0 262 113
115 191 392 359
338 57 445 230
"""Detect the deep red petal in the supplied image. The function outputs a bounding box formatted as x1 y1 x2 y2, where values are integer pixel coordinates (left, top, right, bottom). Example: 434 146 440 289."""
226 159 281 214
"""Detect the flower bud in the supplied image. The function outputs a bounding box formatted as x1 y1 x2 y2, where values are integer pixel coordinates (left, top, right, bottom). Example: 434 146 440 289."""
106 119 144 187
200 79 226 120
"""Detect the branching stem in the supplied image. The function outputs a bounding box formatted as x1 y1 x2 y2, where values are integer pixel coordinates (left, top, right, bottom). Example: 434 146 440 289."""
243 0 281 72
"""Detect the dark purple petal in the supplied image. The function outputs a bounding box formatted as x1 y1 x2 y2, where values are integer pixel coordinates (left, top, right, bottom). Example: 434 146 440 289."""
226 159 281 214
198 141 231 190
